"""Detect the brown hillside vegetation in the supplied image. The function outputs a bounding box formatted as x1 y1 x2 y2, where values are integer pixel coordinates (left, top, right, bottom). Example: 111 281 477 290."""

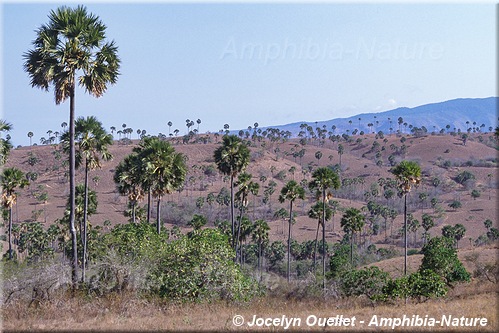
2 131 498 332
3 132 497 248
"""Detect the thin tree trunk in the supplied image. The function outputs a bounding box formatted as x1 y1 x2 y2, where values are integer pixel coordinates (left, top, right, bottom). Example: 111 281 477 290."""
236 205 244 264
8 207 13 260
313 220 320 273
322 190 326 292
350 232 354 265
147 189 151 223
82 159 89 283
404 194 407 276
156 195 161 234
287 201 293 283
132 201 136 223
230 175 235 251
69 86 78 289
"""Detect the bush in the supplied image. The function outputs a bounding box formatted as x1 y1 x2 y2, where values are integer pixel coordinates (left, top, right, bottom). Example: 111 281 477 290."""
340 266 390 303
383 269 447 302
420 236 471 285
151 229 260 302
97 223 260 302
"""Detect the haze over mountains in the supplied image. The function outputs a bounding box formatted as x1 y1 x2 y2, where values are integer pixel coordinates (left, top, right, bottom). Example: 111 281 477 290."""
263 97 498 136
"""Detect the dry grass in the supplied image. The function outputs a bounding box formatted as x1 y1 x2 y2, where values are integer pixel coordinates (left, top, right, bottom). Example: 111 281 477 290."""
2 280 497 332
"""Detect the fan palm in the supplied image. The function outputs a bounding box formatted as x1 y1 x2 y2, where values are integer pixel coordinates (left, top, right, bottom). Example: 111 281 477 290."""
114 153 145 224
61 116 112 282
1 167 29 260
252 219 270 281
309 167 340 290
340 207 365 265
234 172 259 262
279 180 305 283
23 5 120 286
136 137 187 234
0 120 13 166
214 135 250 252
391 160 421 276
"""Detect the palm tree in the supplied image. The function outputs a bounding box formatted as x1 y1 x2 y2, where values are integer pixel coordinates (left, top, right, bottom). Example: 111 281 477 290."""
337 144 344 167
252 219 270 281
137 137 187 234
24 5 120 286
0 120 13 166
279 180 305 282
1 167 29 260
308 202 332 273
391 160 421 276
340 207 365 265
214 135 250 251
114 153 145 223
234 172 259 262
27 131 34 146
308 167 340 290
61 116 112 282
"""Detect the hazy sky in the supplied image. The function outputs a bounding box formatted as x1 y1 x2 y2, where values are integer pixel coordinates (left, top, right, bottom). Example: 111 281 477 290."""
2 1 496 146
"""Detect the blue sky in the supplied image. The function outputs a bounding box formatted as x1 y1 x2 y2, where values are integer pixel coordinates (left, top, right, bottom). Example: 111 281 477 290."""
1 1 496 146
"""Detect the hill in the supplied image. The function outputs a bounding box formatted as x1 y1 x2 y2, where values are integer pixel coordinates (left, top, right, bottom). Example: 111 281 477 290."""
261 97 497 137
3 129 497 257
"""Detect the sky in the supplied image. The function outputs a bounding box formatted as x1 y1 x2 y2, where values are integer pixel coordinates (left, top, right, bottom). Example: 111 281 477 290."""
1 1 497 146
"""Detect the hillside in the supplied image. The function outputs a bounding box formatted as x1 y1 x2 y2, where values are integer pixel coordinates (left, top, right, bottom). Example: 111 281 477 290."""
3 130 497 256
263 97 498 137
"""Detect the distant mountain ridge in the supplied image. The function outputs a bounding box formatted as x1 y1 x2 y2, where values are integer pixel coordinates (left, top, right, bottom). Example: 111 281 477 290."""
258 97 498 136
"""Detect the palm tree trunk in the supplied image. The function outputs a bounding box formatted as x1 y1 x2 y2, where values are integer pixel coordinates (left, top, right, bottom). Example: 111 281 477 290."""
8 207 13 260
82 159 89 283
287 201 293 283
156 195 161 234
132 201 136 223
322 190 326 292
313 220 319 273
350 232 354 265
69 85 78 289
230 175 235 251
147 189 151 223
404 194 407 276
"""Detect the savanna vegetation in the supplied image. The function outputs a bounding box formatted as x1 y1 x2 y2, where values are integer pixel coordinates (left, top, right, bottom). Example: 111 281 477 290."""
1 5 498 332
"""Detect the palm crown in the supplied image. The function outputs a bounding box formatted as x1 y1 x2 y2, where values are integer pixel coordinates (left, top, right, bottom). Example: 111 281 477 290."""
23 5 120 102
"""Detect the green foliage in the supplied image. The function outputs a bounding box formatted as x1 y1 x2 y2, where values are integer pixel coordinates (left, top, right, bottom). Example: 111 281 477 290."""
420 236 471 285
383 269 448 302
455 170 475 185
99 224 258 302
266 241 285 271
152 229 259 301
340 266 390 302
328 242 354 278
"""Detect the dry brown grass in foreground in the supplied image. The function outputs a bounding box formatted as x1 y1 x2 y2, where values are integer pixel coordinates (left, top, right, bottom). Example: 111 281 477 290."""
2 280 497 332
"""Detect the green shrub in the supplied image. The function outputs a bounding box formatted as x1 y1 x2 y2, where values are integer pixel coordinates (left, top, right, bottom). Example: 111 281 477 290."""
420 236 471 285
340 266 390 302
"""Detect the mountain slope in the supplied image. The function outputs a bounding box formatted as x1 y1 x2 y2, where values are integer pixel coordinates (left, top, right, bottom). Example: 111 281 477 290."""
266 97 498 136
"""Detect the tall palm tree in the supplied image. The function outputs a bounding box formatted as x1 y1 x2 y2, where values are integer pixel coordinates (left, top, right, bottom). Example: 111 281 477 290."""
24 5 120 286
278 180 305 283
61 116 113 282
340 207 365 265
27 131 34 146
252 219 270 281
114 153 145 223
309 167 340 290
1 167 29 260
0 120 13 166
308 202 332 273
137 137 187 234
391 160 421 276
214 135 250 251
234 172 259 262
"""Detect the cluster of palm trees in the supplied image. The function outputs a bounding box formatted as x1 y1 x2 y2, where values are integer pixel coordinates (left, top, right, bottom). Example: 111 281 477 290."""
114 137 187 234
